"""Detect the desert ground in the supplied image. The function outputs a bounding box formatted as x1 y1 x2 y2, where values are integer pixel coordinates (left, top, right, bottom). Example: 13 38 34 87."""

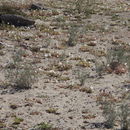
0 0 130 129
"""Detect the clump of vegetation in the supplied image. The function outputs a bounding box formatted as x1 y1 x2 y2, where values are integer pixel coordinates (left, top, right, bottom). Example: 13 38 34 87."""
75 0 96 17
74 68 90 86
107 46 127 64
53 57 72 71
97 91 130 129
5 48 37 90
75 0 85 14
119 103 130 130
95 46 130 76
12 117 24 125
97 92 117 128
84 0 96 17
32 122 53 130
95 57 106 77
46 108 58 114
107 45 130 66
106 46 130 74
118 92 130 130
76 60 91 68
66 24 79 47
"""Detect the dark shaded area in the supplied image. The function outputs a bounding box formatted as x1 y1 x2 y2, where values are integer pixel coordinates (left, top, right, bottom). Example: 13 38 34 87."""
0 14 35 27
82 122 113 129
0 86 31 95
29 3 48 10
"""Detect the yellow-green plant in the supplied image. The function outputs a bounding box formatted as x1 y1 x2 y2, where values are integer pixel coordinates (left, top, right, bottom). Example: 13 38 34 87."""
32 122 53 130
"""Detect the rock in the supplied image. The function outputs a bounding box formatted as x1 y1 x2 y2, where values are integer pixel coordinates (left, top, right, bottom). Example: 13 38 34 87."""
0 14 35 27
29 3 48 10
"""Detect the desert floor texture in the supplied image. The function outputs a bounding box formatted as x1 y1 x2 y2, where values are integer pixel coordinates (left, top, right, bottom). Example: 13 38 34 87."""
0 0 130 129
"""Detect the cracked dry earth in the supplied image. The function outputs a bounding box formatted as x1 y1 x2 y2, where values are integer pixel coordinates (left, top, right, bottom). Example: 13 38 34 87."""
0 0 130 129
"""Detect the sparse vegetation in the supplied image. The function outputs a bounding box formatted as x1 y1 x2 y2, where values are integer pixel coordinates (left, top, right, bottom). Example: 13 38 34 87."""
0 0 130 129
5 48 37 90
76 60 91 68
107 46 127 64
95 57 106 77
32 122 53 130
75 0 96 17
66 24 79 47
106 46 130 74
13 117 24 125
74 68 90 86
97 91 130 129
46 108 58 114
119 103 130 130
97 92 117 128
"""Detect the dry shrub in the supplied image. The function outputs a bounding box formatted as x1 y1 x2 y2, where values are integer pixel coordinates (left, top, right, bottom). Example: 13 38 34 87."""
5 48 37 90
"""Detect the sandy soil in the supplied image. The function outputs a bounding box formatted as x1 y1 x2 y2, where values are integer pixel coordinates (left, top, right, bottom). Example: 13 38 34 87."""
0 0 130 129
